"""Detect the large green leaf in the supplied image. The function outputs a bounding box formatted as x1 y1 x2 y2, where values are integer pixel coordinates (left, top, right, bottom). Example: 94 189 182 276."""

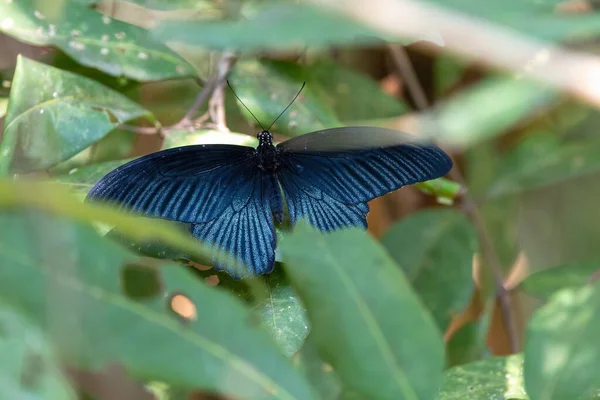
54 159 130 195
0 303 76 400
427 0 600 43
0 56 150 174
0 0 196 81
381 209 477 332
524 283 600 400
0 211 315 399
281 222 444 400
152 3 404 52
519 261 600 300
485 127 600 198
230 60 341 136
201 269 309 357
163 129 258 149
421 76 557 147
438 355 528 400
293 336 343 400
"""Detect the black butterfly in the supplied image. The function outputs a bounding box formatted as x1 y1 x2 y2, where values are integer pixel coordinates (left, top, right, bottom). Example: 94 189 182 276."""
87 125 452 278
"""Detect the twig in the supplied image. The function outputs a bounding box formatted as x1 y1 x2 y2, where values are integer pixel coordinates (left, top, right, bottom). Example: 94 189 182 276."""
310 0 600 109
388 44 429 110
388 45 520 353
178 51 237 129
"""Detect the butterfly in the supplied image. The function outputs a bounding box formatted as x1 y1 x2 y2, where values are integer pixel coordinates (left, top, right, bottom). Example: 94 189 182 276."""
86 125 452 278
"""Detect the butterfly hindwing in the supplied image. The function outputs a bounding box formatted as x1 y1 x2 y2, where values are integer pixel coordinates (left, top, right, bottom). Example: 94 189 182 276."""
191 170 277 277
87 145 256 223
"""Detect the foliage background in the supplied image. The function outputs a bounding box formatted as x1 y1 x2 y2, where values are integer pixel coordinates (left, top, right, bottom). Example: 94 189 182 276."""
2 0 600 399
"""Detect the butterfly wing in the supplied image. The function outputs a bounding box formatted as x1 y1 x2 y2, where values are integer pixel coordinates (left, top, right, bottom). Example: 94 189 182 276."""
191 171 277 277
87 144 277 277
87 145 256 223
276 127 452 230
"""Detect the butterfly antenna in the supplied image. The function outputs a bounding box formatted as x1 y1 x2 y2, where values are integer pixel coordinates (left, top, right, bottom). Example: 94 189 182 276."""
267 82 306 131
226 80 266 131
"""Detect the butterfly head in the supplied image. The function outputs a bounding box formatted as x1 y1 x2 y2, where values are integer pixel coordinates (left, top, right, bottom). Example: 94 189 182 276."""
257 130 274 148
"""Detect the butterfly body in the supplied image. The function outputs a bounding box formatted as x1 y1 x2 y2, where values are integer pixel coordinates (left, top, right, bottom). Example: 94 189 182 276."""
87 127 452 278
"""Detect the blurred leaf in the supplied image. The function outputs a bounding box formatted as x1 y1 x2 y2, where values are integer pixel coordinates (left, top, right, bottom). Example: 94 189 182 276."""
121 0 217 11
54 159 130 194
414 178 463 203
434 55 469 97
0 212 315 399
0 56 150 174
0 179 216 264
0 304 76 400
304 60 408 122
282 222 444 400
293 336 342 400
0 0 196 81
445 299 494 368
438 355 528 400
519 261 600 300
428 0 600 43
163 129 258 149
422 76 557 147
230 60 341 135
486 130 600 197
524 283 600 400
381 209 477 332
152 3 406 52
204 268 309 357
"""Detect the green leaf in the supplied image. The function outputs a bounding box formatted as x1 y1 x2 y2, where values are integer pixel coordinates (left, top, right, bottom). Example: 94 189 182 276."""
293 336 343 400
421 76 557 147
427 0 600 43
438 355 528 400
120 0 216 11
519 262 600 300
524 283 600 400
163 129 258 149
0 303 76 400
485 128 600 198
54 159 130 194
0 211 316 400
0 0 196 81
0 56 150 174
203 268 309 357
303 60 408 122
0 179 216 266
152 3 405 52
282 222 444 400
414 178 463 204
230 60 341 135
381 210 477 332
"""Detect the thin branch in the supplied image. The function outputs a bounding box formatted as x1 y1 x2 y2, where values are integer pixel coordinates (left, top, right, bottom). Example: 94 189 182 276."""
311 0 600 109
388 45 520 353
388 44 429 110
178 51 237 129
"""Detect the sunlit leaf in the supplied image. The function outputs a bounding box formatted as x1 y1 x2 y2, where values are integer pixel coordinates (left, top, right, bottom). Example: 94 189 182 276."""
520 261 600 300
0 0 196 81
0 56 150 174
525 284 600 400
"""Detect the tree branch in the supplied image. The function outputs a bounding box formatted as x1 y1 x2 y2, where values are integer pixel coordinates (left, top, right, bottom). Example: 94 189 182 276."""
388 44 520 353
